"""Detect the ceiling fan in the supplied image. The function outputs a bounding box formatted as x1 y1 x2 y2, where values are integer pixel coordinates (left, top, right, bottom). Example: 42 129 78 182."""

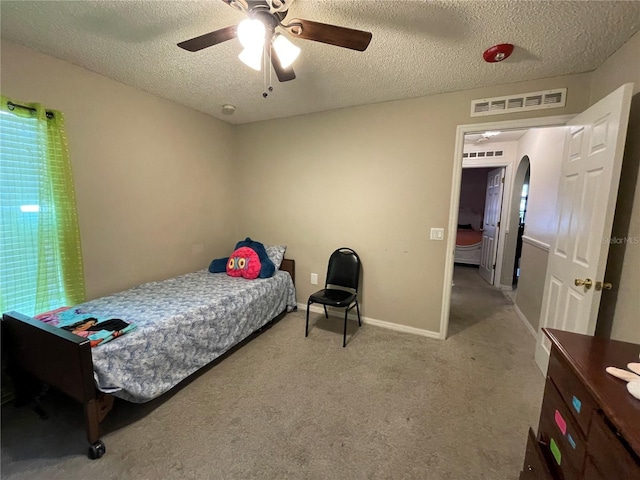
475 131 501 143
177 0 373 82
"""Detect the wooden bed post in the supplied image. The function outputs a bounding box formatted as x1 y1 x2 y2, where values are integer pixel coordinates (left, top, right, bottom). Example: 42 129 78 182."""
280 258 295 287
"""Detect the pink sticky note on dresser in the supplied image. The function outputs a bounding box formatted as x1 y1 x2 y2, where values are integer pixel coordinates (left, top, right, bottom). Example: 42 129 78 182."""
554 409 567 435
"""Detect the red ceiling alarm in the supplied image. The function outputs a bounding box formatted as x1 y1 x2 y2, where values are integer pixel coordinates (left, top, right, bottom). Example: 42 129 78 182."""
483 43 514 63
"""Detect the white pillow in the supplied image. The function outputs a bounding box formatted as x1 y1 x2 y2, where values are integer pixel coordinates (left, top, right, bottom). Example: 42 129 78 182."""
265 245 286 270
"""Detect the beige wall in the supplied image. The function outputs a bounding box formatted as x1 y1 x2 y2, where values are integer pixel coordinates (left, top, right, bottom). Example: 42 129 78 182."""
1 41 239 300
516 128 567 246
235 74 592 333
590 31 640 102
515 242 549 332
589 31 640 344
511 127 568 333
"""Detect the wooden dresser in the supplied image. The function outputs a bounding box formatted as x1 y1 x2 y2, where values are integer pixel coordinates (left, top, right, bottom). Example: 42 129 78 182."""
520 328 640 480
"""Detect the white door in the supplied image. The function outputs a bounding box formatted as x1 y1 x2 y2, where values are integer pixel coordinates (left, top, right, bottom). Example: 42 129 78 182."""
479 167 505 284
535 83 633 374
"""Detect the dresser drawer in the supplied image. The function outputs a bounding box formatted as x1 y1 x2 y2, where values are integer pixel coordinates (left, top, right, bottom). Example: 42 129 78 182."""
547 346 597 437
583 456 606 480
587 412 640 480
538 380 585 479
520 427 554 480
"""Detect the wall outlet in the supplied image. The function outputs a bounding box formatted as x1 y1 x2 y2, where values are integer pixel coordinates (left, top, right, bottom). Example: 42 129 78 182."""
430 228 445 240
310 273 318 285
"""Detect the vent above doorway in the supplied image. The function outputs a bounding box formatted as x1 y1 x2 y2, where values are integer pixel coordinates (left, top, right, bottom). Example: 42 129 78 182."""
470 88 567 117
463 149 504 159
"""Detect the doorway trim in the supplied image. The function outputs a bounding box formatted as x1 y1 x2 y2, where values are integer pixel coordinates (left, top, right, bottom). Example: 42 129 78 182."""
440 114 575 340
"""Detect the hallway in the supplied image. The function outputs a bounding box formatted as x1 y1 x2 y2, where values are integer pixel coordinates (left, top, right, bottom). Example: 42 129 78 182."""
450 265 523 337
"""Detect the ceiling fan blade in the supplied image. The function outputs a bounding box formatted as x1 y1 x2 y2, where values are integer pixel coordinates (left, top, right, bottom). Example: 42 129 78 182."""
288 19 372 51
269 48 296 82
177 25 238 52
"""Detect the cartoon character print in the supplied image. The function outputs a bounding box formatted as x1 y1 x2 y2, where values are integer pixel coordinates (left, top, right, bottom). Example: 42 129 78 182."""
226 246 262 279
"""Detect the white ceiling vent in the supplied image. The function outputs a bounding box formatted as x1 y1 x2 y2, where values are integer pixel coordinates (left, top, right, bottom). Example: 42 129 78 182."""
471 88 567 117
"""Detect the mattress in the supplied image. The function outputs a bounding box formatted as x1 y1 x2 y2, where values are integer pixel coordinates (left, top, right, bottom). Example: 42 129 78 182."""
455 229 482 247
74 270 296 402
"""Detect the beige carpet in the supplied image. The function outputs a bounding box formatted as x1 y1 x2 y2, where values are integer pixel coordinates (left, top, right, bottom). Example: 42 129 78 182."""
1 266 544 479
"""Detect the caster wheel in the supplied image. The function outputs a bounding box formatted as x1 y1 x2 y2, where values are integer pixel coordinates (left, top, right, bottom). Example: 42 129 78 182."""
88 440 106 459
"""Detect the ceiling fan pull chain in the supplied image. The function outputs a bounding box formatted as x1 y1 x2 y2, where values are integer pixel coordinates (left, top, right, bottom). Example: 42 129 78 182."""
268 43 273 93
263 46 268 98
262 44 273 98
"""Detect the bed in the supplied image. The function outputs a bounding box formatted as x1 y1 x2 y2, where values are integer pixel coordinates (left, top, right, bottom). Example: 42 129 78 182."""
1 258 296 459
454 228 483 265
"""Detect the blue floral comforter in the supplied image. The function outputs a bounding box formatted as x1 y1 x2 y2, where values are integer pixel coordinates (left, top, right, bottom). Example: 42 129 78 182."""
74 270 296 403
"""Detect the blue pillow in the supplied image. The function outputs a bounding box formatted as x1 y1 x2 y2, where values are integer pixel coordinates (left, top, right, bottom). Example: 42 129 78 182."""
208 257 228 273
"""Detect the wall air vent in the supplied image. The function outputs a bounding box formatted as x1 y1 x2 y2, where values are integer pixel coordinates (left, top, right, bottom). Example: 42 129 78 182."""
471 88 567 117
474 102 490 113
525 95 543 107
508 98 523 109
463 149 504 159
491 100 506 111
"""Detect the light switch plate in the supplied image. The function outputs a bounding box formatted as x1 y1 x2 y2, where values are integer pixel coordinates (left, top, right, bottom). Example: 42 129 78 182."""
430 228 445 240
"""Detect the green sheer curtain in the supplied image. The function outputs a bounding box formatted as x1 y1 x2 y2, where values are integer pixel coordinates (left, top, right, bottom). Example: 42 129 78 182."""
0 95 85 316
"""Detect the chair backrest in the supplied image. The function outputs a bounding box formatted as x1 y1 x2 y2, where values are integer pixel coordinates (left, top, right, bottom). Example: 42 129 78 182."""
325 248 361 291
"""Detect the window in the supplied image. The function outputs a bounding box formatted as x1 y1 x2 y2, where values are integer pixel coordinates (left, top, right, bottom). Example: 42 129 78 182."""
0 96 85 316
519 168 530 224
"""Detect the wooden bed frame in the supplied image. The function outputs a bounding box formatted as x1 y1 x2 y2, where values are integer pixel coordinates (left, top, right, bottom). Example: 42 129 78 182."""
1 259 295 459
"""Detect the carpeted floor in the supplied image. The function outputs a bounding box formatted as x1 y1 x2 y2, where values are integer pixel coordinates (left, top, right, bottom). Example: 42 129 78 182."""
1 265 544 479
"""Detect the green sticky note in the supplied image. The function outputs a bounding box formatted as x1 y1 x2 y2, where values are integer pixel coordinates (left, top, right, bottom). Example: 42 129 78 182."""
550 438 561 465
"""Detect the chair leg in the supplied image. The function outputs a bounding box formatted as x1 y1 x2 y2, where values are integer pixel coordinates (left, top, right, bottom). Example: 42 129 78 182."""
356 300 362 326
343 308 348 347
306 300 312 337
323 305 328 319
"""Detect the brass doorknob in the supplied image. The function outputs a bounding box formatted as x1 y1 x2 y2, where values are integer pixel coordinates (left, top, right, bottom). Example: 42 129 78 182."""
575 278 593 289
596 281 613 291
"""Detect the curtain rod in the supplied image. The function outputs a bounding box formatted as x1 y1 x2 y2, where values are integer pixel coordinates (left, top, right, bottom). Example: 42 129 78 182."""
7 101 55 119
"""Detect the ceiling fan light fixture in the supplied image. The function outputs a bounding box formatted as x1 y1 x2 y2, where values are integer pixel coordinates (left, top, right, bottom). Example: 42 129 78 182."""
272 34 300 68
239 47 263 71
237 18 266 50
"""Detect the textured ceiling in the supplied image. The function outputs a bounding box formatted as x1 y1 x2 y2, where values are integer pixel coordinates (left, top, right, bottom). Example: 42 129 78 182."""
1 0 639 124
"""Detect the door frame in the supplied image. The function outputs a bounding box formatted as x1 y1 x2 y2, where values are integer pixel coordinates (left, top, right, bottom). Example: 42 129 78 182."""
440 114 575 340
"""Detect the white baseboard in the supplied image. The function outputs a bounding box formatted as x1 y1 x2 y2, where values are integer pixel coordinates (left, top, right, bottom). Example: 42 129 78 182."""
299 303 441 340
513 303 537 339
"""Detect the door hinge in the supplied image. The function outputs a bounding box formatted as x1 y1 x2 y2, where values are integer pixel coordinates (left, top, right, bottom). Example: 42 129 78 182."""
497 221 501 228
501 177 505 184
